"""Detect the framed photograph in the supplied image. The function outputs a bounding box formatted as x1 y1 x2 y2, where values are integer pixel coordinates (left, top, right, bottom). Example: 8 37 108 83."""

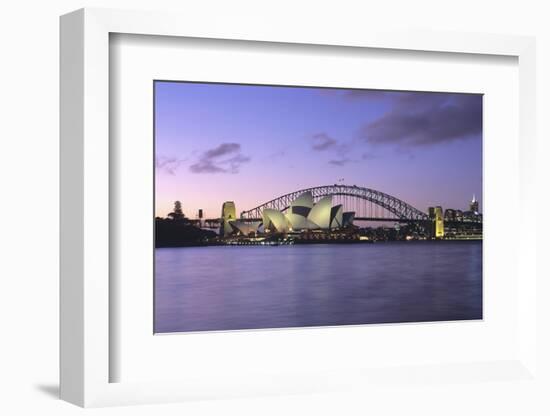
153 81 484 334
60 8 538 408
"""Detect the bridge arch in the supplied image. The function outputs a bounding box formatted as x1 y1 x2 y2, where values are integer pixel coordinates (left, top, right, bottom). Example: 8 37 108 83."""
239 185 429 222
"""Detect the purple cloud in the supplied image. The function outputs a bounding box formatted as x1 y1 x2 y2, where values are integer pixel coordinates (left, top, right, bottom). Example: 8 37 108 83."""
155 156 186 175
320 88 407 102
343 89 407 101
203 143 240 158
329 158 353 166
190 142 250 174
359 93 482 147
308 133 363 167
310 133 338 151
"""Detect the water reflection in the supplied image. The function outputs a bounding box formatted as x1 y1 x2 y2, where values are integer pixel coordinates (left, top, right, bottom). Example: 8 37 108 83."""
154 241 482 333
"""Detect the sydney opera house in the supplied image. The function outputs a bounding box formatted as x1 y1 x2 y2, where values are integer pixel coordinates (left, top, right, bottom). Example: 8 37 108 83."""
221 192 355 237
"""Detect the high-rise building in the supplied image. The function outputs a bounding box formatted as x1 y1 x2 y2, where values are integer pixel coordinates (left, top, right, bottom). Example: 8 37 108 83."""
444 209 456 221
470 195 479 213
434 206 444 238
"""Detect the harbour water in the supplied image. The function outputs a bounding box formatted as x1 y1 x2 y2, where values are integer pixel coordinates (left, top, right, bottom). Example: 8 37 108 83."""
154 241 482 333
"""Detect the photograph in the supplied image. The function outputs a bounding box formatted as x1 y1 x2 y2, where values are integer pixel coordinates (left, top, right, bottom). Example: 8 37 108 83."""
154 81 483 334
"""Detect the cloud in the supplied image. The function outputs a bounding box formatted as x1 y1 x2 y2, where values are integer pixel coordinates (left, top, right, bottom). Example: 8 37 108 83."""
309 132 348 156
343 89 404 101
155 156 186 175
359 93 482 147
328 158 353 166
203 142 240 158
308 133 363 167
224 154 251 172
190 142 250 174
189 160 226 173
310 133 337 151
319 88 405 102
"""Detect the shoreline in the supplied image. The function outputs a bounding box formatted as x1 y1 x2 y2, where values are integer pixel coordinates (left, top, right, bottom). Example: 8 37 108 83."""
155 238 482 249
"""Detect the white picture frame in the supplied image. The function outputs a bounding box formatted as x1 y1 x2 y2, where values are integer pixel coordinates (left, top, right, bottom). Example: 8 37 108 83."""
60 7 538 408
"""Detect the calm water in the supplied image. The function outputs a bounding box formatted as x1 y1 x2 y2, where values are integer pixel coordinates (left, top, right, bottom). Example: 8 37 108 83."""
154 241 482 333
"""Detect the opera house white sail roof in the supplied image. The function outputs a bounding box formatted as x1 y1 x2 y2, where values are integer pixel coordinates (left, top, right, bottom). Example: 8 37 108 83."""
222 191 355 237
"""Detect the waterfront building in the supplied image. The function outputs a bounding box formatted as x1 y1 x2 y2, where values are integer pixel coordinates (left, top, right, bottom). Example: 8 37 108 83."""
455 209 464 221
285 192 318 230
228 220 262 236
434 206 444 238
262 209 289 233
427 206 445 238
444 208 456 221
342 212 355 227
307 196 333 229
330 205 344 229
470 195 479 213
220 201 237 236
221 192 355 237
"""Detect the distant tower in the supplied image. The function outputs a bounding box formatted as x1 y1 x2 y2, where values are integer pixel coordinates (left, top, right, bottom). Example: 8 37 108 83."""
470 195 479 213
220 201 236 237
434 206 444 238
198 209 204 227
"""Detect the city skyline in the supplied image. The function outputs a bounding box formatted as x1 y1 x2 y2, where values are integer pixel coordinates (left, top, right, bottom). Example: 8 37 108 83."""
155 81 482 219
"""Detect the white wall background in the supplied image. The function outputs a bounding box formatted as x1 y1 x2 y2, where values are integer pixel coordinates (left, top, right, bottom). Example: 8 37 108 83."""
1 1 548 415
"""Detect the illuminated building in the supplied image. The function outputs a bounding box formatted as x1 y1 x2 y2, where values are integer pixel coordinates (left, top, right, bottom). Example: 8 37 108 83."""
285 192 318 230
307 196 333 229
284 192 352 231
444 209 456 221
455 209 464 221
262 209 289 233
330 205 344 229
220 201 237 236
221 192 355 237
427 206 445 238
470 195 479 213
434 206 444 238
228 221 261 236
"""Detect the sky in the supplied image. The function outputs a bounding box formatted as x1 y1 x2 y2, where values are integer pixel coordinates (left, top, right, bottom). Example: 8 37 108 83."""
154 81 482 220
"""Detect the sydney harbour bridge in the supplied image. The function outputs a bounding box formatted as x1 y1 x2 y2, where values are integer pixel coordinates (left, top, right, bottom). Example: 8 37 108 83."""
240 185 428 222
195 185 431 229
